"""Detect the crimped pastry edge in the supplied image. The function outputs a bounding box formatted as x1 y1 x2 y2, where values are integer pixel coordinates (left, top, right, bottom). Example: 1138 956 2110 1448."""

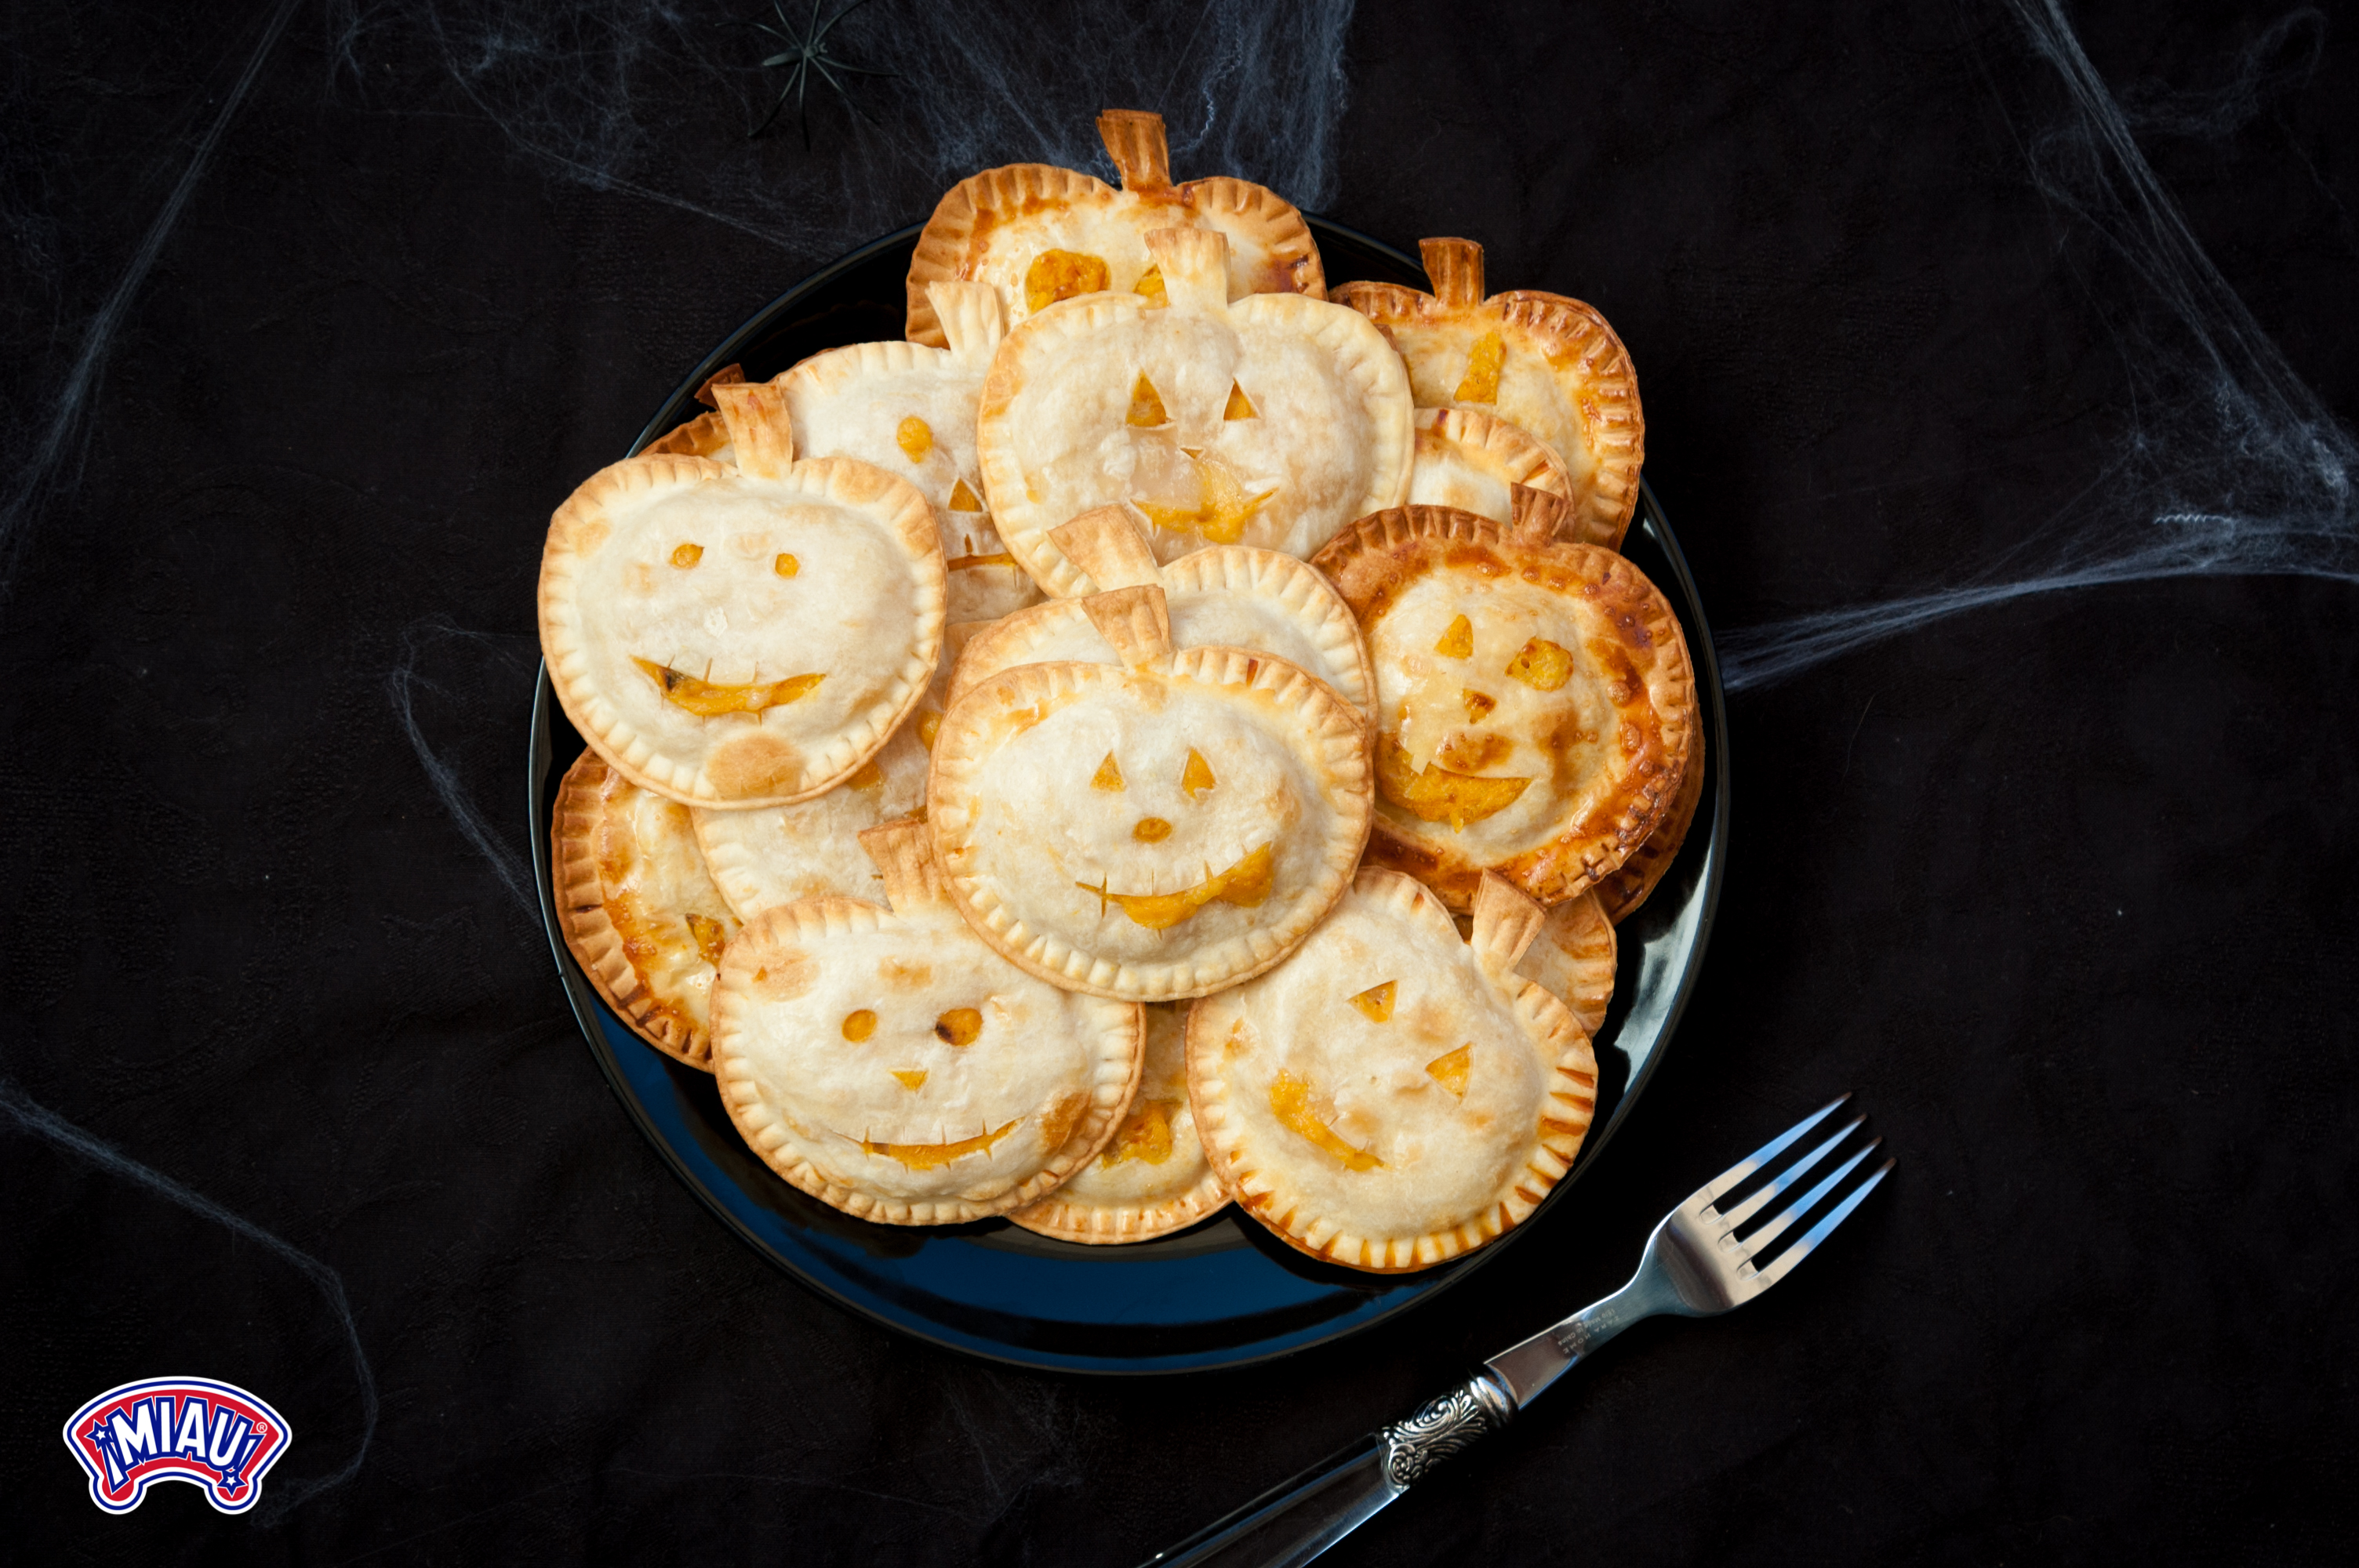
1336 278 1645 546
926 648 1375 1001
550 750 716 1070
1184 867 1599 1273
1311 505 1696 910
539 452 947 808
709 894 1145 1225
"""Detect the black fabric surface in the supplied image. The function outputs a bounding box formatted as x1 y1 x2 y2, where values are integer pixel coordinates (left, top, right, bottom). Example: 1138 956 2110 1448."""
5 2 2355 1562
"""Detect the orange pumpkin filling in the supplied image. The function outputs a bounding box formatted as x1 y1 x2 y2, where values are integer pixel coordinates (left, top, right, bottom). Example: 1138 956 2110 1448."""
896 416 932 463
933 1007 982 1046
1377 736 1531 830
1125 373 1169 428
1100 1099 1180 1167
1424 1044 1472 1099
1132 265 1167 307
1349 980 1395 1023
1434 615 1474 659
947 479 986 512
670 542 704 568
1505 637 1575 691
1454 331 1505 402
634 659 823 717
1133 451 1273 545
1269 1069 1382 1171
1024 249 1108 314
685 912 729 967
1079 844 1274 931
860 1118 1020 1171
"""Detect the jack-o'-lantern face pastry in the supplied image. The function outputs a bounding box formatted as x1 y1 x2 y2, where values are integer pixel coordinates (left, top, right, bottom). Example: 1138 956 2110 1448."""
928 584 1372 1001
1513 889 1616 1040
773 282 1043 624
1337 238 1642 550
551 750 740 1069
540 384 945 807
711 821 1143 1225
905 108 1325 349
947 506 1376 720
1405 407 1572 531
1188 869 1598 1272
1010 1001 1228 1243
691 623 980 919
976 226 1412 596
1312 505 1697 912
1594 725 1705 924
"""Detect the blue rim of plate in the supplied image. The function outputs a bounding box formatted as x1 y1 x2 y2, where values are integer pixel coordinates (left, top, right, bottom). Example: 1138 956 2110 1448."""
526 218 1728 1374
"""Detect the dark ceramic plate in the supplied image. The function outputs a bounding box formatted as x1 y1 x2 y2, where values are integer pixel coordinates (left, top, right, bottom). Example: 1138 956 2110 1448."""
527 219 1728 1374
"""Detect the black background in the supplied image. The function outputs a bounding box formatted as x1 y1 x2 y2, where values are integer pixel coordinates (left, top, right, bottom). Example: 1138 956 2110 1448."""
4 1 2354 1563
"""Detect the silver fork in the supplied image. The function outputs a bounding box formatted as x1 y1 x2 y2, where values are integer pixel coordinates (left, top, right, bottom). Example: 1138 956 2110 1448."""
1140 1096 1893 1568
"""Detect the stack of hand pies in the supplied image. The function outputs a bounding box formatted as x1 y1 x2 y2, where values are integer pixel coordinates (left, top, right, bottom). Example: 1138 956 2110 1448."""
541 111 1699 1273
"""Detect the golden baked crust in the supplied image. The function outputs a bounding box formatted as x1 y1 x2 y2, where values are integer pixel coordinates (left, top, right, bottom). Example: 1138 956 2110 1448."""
975 226 1411 594
710 822 1143 1225
1336 238 1642 548
551 750 740 1069
929 585 1373 1002
946 507 1375 719
906 108 1325 347
1514 889 1616 1038
780 281 1042 623
1187 869 1598 1272
537 424 946 808
1405 406 1572 532
1010 1001 1229 1243
1594 725 1705 924
1312 505 1696 912
690 623 978 919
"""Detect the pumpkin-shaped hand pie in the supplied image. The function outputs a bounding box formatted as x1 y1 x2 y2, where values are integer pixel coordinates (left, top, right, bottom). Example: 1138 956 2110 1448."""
1513 889 1616 1040
540 384 945 807
1405 406 1572 530
1594 724 1705 924
691 622 982 920
1011 1000 1228 1244
1312 504 1696 912
1188 869 1599 1272
711 821 1144 1225
770 282 1043 624
947 506 1376 721
905 107 1325 349
928 584 1373 1001
1336 238 1641 550
551 750 741 1069
976 225 1412 596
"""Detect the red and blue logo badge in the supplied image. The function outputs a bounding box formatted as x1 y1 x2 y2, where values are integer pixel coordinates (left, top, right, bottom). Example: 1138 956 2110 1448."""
61 1377 293 1515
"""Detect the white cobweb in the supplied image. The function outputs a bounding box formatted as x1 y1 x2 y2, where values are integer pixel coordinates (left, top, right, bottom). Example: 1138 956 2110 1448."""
325 0 1357 261
1718 0 2358 691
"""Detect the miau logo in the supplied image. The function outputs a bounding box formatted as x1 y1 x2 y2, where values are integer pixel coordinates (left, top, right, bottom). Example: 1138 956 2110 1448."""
61 1377 293 1515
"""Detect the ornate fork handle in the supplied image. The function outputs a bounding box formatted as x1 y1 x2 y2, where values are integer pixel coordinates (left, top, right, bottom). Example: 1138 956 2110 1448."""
1376 1370 1516 1488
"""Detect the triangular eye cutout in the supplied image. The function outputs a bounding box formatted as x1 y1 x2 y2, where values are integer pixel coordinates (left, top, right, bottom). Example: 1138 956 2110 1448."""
1424 1044 1472 1099
1223 383 1257 420
1092 753 1125 791
1126 374 1169 428
1454 332 1504 403
1349 981 1395 1022
1180 748 1216 798
947 479 986 512
892 1069 929 1090
1133 266 1167 307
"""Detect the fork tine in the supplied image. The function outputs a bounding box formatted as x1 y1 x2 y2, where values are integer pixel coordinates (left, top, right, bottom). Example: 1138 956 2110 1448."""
1752 1157 1895 1288
1714 1116 1865 1228
1737 1140 1881 1258
1699 1095 1849 1205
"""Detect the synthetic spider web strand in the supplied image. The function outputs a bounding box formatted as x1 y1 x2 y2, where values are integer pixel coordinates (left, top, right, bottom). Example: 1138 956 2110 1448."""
323 1 1355 261
1718 0 2359 694
0 1077 379 1521
387 618 541 920
0 0 304 603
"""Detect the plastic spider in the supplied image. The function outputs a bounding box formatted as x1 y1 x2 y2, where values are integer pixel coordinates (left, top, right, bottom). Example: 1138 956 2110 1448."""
743 0 896 147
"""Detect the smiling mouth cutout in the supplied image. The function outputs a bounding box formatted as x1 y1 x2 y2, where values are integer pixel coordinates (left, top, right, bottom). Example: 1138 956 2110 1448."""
635 658 823 717
856 1118 1020 1171
1376 736 1530 830
1078 844 1274 931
